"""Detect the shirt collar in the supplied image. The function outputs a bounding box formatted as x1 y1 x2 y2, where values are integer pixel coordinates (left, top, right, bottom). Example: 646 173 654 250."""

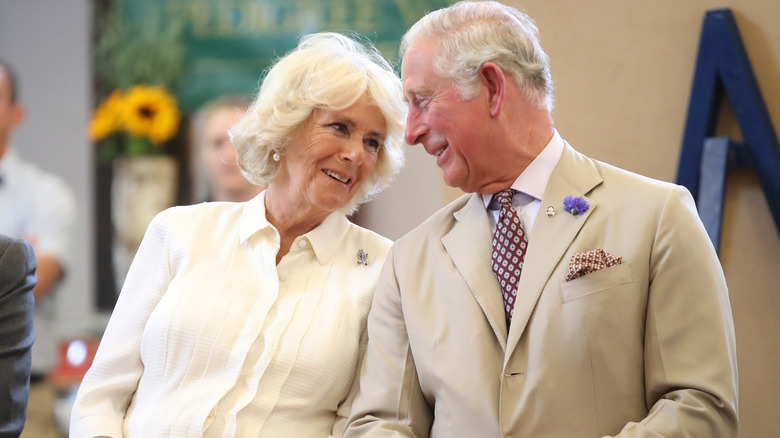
482 129 564 208
239 190 350 265
239 191 273 243
305 211 350 265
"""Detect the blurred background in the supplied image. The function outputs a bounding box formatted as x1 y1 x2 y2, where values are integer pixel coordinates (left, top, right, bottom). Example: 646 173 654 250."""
0 0 778 436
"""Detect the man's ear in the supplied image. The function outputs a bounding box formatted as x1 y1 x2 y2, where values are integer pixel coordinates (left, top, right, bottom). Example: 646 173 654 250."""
479 62 506 118
9 103 25 129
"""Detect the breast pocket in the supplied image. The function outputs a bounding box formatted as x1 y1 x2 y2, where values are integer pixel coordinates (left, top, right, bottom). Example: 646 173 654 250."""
561 262 633 303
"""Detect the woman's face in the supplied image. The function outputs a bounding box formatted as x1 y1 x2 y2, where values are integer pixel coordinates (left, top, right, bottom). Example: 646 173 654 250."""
201 107 251 196
274 94 386 217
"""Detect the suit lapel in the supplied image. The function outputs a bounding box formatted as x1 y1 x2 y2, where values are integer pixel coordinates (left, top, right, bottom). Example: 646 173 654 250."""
442 193 508 350
505 143 603 358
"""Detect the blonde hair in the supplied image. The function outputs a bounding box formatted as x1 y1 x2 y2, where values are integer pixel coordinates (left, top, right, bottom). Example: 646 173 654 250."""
231 32 405 214
401 0 553 110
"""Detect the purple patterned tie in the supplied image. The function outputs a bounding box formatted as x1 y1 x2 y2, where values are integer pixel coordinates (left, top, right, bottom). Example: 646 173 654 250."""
491 189 528 326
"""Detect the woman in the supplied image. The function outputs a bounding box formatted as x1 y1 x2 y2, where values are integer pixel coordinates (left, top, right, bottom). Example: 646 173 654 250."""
70 32 405 437
190 95 264 203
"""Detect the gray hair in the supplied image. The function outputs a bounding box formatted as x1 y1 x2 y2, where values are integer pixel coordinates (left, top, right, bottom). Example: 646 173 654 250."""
400 0 553 110
230 32 406 214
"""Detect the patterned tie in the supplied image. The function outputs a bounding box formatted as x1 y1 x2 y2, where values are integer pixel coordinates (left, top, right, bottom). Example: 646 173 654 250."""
491 189 528 326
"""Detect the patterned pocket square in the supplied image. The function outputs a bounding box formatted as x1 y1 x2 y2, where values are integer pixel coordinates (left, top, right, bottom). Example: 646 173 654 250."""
565 248 622 282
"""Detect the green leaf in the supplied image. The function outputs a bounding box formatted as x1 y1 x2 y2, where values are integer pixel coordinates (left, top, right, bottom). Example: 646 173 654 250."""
125 135 154 157
97 137 120 163
93 0 187 98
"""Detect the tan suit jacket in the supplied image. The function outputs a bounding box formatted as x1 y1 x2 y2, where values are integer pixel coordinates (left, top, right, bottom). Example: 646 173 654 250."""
346 144 738 437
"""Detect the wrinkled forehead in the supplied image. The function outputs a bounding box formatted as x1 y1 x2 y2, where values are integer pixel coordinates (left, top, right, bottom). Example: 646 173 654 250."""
401 41 437 89
401 35 439 69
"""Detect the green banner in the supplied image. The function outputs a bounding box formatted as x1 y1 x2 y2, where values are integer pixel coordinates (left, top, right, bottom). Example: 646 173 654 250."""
123 0 451 112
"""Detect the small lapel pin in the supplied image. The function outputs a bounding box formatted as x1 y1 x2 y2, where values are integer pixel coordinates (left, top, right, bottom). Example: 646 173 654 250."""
546 206 556 218
357 249 368 265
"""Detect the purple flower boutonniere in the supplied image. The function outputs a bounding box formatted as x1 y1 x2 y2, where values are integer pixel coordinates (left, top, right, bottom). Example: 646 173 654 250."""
563 196 589 216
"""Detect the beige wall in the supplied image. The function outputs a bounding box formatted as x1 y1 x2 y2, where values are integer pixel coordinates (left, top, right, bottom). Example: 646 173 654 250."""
364 0 780 436
527 2 780 436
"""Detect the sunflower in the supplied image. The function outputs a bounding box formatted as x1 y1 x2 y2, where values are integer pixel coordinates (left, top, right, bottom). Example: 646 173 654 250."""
121 85 181 144
88 90 124 141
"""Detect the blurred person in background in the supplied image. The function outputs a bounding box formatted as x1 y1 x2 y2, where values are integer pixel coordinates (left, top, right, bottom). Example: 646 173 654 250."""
190 95 265 203
0 58 76 438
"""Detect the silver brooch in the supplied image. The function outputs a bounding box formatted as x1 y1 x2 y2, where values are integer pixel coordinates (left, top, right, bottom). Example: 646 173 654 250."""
356 249 368 265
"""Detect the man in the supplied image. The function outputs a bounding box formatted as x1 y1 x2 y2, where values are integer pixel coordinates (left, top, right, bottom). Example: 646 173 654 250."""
0 234 36 438
0 59 76 438
345 2 738 437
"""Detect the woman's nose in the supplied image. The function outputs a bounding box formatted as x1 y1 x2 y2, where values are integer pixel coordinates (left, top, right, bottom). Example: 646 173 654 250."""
342 138 364 164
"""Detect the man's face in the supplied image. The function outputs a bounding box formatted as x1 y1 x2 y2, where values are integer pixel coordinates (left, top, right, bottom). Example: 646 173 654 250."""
401 39 494 193
0 68 23 146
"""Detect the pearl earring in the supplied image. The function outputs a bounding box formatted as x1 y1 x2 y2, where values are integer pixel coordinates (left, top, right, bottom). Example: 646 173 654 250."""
272 152 281 162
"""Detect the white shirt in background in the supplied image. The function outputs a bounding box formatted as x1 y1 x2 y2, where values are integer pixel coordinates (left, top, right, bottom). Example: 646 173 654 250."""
0 146 76 374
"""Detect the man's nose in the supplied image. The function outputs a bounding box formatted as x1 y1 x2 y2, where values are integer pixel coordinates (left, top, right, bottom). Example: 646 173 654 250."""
404 111 427 146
